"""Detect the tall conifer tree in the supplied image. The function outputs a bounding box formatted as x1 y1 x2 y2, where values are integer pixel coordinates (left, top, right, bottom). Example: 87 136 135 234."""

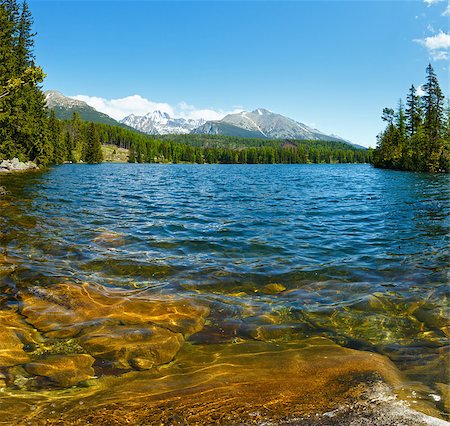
405 85 422 137
423 64 444 141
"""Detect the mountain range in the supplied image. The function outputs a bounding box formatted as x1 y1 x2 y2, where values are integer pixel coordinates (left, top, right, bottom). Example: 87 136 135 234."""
46 90 358 146
120 108 352 143
192 108 345 142
121 111 205 135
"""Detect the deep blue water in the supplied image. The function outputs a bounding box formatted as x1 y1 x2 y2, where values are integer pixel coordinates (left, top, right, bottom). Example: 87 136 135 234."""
1 163 449 402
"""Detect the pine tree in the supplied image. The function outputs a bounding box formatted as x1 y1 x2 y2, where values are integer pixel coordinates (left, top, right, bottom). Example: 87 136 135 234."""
396 99 407 140
48 109 66 164
128 144 136 163
84 122 103 164
15 0 34 73
0 1 18 159
423 64 444 141
0 0 51 164
405 85 422 137
69 112 82 161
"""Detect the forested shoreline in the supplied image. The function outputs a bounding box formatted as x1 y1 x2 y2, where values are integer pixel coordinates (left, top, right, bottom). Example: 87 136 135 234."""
47 114 372 165
373 65 449 173
2 1 447 170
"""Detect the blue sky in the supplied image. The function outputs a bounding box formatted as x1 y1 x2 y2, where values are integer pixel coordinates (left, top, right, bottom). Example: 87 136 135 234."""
29 0 449 147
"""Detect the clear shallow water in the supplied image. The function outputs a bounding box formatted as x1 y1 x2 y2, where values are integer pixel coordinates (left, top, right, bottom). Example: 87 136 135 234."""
0 163 449 422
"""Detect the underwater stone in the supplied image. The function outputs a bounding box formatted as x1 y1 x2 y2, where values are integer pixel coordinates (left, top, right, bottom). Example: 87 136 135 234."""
24 354 95 387
79 324 184 370
0 310 42 367
19 282 209 371
93 230 125 246
261 283 286 295
20 282 209 339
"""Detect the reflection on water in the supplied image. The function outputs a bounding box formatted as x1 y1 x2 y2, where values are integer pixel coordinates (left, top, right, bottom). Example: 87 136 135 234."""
0 164 449 424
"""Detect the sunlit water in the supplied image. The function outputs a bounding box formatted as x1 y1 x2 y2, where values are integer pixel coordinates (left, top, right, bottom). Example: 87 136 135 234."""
0 163 449 423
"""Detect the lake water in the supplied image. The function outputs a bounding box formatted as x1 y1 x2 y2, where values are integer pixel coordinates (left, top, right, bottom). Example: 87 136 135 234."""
0 163 449 425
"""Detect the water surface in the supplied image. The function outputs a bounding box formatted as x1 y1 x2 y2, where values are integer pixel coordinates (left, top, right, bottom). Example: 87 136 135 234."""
0 164 448 424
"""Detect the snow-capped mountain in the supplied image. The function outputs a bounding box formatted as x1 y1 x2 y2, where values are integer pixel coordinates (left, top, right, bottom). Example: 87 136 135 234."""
45 90 355 145
120 111 206 135
193 108 345 142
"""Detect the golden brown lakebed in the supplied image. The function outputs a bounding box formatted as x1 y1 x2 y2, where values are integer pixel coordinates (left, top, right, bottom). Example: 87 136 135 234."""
0 280 447 425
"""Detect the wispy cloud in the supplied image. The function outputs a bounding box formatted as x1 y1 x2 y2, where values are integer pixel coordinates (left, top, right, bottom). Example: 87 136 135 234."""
430 50 449 60
443 2 450 15
424 0 444 6
415 30 450 60
71 94 243 121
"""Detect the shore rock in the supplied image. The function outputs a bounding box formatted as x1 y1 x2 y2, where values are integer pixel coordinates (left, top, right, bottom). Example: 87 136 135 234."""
0 158 38 173
24 354 95 387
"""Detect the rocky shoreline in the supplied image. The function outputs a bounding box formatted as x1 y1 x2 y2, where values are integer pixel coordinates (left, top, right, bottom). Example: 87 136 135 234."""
0 158 39 195
0 158 38 173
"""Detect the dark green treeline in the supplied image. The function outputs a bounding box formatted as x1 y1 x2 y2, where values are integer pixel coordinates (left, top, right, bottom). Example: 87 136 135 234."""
373 64 450 173
51 116 372 165
0 0 102 164
127 137 371 164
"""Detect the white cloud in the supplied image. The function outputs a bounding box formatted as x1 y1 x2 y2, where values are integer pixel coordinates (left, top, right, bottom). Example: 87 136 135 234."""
72 94 174 120
177 101 243 121
415 30 450 60
416 85 426 97
443 3 450 15
424 0 444 6
418 30 450 49
71 94 243 122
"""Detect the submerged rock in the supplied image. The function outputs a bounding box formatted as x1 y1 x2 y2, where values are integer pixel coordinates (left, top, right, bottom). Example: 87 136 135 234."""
20 282 209 370
3 338 444 426
24 354 95 387
0 253 17 275
261 282 286 295
93 230 125 246
21 282 209 337
79 324 184 370
0 310 42 368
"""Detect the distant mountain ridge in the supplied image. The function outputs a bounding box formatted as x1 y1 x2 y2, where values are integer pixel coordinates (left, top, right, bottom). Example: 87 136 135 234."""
193 109 346 142
120 111 205 135
45 91 134 130
45 90 360 147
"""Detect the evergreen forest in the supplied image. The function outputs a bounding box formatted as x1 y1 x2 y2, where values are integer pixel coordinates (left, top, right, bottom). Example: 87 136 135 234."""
373 64 449 173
